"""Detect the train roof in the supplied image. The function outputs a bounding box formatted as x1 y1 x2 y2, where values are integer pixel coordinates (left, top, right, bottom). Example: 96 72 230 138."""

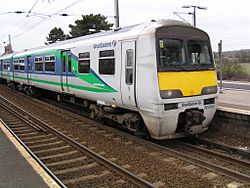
1 19 193 58
0 53 14 60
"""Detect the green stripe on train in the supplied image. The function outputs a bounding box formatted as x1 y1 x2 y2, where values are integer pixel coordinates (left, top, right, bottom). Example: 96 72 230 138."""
3 49 117 92
1 74 117 93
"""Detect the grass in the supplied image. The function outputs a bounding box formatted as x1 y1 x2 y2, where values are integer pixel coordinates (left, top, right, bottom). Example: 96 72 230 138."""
241 63 250 76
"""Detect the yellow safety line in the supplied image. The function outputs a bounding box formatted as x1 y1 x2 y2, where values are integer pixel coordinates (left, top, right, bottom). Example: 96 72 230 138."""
0 121 60 188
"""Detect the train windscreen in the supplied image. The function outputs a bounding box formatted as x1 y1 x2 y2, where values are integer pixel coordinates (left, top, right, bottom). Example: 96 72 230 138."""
156 26 214 72
158 39 213 71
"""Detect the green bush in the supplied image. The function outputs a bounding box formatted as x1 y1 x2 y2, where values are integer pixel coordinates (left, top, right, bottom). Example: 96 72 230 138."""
216 58 250 81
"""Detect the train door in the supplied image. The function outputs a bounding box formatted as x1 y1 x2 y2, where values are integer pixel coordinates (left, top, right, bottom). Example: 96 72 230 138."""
61 51 71 93
10 58 14 81
0 60 2 77
27 55 32 84
0 60 3 80
121 41 137 107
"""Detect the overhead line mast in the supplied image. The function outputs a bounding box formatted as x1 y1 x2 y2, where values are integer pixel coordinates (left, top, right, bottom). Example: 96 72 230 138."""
27 0 40 17
114 0 119 28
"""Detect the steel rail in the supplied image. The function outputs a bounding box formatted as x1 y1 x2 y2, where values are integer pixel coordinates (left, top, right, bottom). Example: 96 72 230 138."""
0 119 66 188
1 86 249 184
178 141 250 169
0 96 47 133
28 94 250 184
149 140 250 184
0 95 157 188
193 136 250 159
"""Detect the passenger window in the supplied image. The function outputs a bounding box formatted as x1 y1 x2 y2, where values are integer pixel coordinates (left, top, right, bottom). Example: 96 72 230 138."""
35 56 44 72
14 60 19 70
19 59 25 71
35 63 43 71
99 50 115 75
125 49 134 85
45 55 55 72
3 61 10 70
45 62 55 72
62 56 66 72
68 55 72 72
78 52 90 73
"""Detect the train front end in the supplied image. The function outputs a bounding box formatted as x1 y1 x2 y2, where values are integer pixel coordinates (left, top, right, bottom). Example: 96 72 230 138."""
141 24 218 139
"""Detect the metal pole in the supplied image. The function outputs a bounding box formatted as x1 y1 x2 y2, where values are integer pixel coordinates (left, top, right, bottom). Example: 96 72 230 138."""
218 40 223 93
114 0 119 28
193 7 196 27
182 5 207 27
8 35 13 52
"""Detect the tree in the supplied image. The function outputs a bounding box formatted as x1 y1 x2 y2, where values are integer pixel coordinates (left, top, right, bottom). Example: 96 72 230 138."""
69 14 113 38
46 27 67 44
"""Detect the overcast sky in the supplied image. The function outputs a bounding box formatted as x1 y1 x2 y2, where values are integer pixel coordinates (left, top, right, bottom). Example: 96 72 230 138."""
0 0 250 53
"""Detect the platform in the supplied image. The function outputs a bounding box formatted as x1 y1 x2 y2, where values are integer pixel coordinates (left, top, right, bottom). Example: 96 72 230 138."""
218 89 250 112
0 121 59 188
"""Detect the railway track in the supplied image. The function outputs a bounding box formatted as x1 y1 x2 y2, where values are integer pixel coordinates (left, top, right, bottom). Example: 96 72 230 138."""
158 139 250 183
0 96 156 188
37 94 250 184
36 97 250 184
0 84 249 187
191 136 250 160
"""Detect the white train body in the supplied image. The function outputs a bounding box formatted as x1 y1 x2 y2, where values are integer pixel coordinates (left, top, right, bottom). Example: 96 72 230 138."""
0 20 218 139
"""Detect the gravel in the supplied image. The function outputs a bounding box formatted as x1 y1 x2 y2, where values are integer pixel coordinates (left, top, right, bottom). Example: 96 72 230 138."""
0 85 247 187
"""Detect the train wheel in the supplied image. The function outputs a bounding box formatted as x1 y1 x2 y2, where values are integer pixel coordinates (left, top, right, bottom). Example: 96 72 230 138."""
10 82 16 90
89 104 98 119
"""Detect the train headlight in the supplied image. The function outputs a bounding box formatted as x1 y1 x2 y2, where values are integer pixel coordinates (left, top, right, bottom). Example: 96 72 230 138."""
201 85 218 95
160 90 183 99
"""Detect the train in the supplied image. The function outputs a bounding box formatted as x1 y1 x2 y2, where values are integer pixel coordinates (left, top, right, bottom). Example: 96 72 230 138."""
0 20 218 139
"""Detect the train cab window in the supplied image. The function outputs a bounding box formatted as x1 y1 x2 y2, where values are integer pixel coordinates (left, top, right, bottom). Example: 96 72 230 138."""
35 57 44 72
158 39 185 69
19 59 25 71
187 40 212 67
45 55 55 72
78 52 90 73
99 50 115 75
125 49 134 85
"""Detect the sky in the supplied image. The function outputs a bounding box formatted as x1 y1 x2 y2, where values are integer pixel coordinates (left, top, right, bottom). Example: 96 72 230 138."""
0 0 250 53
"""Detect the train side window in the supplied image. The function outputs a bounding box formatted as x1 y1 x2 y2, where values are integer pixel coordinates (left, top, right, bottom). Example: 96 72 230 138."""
45 55 55 72
62 55 66 73
125 49 134 85
3 61 10 70
3 61 6 70
99 50 115 75
78 52 90 73
14 60 19 71
35 56 44 72
68 55 72 72
19 59 25 71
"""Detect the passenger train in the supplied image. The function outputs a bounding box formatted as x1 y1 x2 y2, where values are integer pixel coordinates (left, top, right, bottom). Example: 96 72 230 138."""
0 20 218 139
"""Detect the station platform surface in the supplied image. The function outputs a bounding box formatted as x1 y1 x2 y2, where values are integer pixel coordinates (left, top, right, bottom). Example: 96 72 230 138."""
0 122 59 188
218 89 250 112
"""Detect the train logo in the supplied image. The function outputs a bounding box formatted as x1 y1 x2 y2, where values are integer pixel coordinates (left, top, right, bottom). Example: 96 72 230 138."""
93 40 117 49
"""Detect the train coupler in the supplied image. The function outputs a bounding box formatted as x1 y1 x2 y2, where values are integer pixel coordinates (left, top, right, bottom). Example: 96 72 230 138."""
185 110 206 134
